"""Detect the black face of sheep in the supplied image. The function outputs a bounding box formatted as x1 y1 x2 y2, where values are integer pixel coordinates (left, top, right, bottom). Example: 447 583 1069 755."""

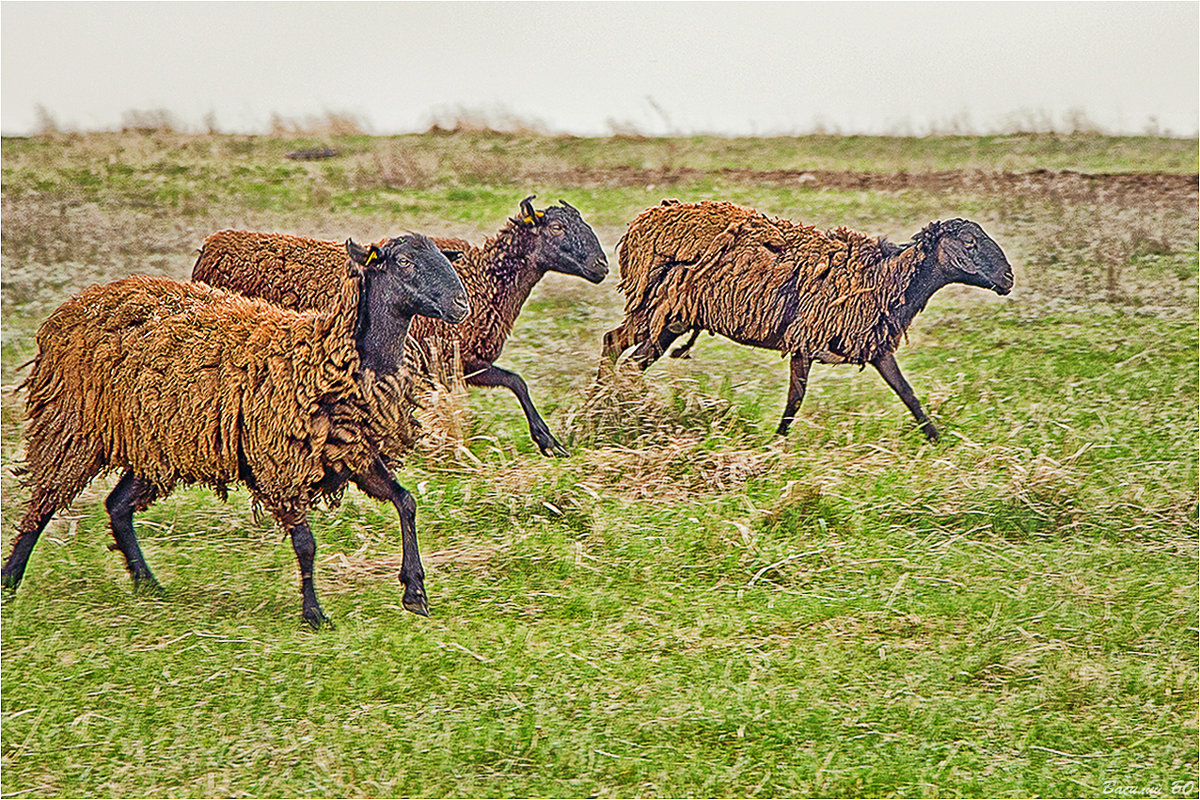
519 196 608 284
925 219 1014 296
347 234 470 324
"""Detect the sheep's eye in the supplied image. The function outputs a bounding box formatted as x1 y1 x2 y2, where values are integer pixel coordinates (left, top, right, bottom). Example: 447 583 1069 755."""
549 221 565 233
963 236 976 248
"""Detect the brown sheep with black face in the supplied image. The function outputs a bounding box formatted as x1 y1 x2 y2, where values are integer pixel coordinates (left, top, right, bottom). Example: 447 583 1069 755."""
193 196 609 456
3 235 469 629
602 200 1014 441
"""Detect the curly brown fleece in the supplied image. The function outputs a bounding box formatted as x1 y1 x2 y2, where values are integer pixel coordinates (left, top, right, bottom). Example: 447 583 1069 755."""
19 271 422 526
615 200 925 364
193 222 540 378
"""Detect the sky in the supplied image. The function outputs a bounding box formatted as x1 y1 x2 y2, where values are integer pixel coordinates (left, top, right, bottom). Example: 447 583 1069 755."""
2 1 1197 138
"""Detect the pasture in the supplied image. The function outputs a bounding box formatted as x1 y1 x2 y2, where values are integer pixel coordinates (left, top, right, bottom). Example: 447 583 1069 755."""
1 130 1197 797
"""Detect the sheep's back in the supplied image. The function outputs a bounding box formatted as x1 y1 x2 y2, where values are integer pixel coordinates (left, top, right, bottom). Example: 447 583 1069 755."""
771 225 916 360
618 201 763 307
621 201 917 362
194 230 347 312
619 201 794 343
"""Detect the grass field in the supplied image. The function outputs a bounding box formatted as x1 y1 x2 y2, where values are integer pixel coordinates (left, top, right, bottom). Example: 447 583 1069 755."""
1 130 1197 798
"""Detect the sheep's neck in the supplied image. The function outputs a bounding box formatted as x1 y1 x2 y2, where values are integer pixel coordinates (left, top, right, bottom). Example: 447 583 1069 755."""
886 245 949 333
356 274 412 376
476 225 543 327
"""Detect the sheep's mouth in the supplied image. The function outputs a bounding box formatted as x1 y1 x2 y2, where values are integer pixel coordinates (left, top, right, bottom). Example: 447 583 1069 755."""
557 252 609 283
992 272 1015 295
581 254 610 283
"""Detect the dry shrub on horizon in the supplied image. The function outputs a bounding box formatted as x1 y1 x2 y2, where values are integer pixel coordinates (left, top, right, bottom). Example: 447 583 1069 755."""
268 112 370 138
422 104 551 136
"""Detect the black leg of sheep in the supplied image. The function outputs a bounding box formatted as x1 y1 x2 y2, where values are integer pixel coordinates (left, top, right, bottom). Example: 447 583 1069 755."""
870 353 940 442
465 362 569 457
776 354 814 436
283 517 330 630
351 457 428 617
628 329 681 370
105 470 161 593
1 496 58 591
597 323 633 380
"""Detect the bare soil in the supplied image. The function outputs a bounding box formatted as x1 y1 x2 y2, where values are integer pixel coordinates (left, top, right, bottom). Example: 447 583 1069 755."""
522 166 1199 204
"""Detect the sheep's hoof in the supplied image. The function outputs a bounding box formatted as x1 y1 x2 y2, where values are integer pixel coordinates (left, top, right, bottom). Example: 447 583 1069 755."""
131 575 164 598
402 587 429 617
303 605 332 631
535 431 570 458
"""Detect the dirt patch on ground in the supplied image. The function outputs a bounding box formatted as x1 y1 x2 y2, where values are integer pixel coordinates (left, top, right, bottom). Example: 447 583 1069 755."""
524 166 1199 204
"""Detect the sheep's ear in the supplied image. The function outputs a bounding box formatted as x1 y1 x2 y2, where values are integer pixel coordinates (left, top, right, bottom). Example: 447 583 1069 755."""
346 239 382 268
440 249 464 263
519 195 544 226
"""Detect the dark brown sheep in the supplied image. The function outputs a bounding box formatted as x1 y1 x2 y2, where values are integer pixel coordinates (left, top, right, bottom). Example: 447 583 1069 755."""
192 196 609 456
601 200 1014 441
2 235 469 628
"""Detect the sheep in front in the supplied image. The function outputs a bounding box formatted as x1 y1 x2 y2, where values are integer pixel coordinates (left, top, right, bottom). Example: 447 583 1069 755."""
601 200 1014 441
192 195 609 456
1 235 470 628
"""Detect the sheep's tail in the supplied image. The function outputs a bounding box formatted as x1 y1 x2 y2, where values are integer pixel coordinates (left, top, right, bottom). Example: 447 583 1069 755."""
191 240 208 276
190 231 232 284
18 350 108 516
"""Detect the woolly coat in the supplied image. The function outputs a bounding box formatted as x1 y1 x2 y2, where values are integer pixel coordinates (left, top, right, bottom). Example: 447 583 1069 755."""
21 271 422 524
616 200 924 364
193 224 540 377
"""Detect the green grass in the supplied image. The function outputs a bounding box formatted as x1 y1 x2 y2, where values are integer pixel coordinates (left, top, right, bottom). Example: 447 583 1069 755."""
1 131 1197 797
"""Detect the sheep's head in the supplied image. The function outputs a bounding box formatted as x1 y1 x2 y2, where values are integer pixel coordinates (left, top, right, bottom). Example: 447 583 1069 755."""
922 219 1014 296
517 195 609 284
347 234 470 324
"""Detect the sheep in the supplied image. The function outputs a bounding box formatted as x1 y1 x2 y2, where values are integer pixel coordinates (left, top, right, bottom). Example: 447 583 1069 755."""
1 235 470 629
192 196 609 456
600 200 1014 441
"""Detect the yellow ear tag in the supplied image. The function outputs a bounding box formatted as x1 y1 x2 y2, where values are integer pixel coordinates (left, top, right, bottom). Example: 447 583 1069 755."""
523 216 534 224
536 211 544 218
365 250 378 266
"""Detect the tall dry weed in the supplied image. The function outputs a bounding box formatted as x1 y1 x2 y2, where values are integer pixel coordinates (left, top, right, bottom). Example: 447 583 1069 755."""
411 341 475 466
588 437 777 502
120 108 183 135
566 366 756 448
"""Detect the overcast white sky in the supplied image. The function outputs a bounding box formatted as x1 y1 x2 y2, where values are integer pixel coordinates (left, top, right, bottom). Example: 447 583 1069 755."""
2 1 1197 137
